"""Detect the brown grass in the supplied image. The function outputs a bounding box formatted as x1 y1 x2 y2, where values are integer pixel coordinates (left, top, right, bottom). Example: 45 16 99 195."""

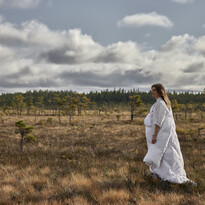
0 110 204 204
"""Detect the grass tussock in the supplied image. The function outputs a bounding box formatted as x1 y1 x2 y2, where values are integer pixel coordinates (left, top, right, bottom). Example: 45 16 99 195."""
0 111 204 204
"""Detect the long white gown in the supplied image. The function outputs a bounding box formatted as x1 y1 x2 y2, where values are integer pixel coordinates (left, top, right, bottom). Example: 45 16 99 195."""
143 97 197 185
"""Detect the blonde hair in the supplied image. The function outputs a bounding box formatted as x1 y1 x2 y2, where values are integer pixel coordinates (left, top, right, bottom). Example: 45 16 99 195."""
151 83 171 111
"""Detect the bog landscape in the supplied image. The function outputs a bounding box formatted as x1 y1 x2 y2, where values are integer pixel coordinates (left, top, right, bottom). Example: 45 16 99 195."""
0 89 204 204
1 0 205 204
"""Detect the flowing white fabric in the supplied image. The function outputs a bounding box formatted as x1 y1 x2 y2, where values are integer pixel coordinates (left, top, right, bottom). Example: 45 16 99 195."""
143 97 196 184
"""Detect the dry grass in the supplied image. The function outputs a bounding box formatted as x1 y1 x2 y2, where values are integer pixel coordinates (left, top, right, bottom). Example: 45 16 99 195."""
0 110 204 204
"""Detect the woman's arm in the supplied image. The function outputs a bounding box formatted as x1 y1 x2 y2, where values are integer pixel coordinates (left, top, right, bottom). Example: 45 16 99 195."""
152 124 160 144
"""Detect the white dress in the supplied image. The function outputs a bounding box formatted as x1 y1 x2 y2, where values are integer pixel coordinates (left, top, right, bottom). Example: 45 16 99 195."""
143 97 196 184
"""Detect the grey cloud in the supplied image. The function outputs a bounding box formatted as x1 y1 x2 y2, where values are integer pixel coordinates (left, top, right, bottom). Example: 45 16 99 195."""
0 66 160 89
39 47 130 65
173 74 205 87
94 51 124 63
58 69 161 87
39 47 80 65
38 46 123 64
94 49 132 63
39 41 139 65
0 67 57 88
5 67 32 79
182 62 204 73
199 75 205 85
0 78 56 88
0 35 26 47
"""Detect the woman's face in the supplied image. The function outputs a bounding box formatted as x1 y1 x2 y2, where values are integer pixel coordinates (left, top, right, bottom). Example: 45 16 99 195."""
151 87 160 99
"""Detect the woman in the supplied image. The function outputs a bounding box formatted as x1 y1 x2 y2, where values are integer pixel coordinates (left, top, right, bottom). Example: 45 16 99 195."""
143 83 197 185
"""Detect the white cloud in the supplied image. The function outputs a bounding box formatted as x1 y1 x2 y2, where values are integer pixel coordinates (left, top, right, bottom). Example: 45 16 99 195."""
117 12 173 28
0 45 14 61
194 36 205 55
160 34 196 53
149 34 205 89
171 0 194 3
0 20 67 47
0 20 104 62
0 18 205 91
0 0 41 9
94 41 142 64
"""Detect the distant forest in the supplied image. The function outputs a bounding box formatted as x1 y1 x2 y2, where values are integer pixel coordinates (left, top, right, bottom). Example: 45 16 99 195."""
0 88 204 109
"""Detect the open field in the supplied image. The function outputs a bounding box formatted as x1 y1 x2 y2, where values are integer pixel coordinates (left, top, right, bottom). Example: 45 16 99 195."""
0 111 205 204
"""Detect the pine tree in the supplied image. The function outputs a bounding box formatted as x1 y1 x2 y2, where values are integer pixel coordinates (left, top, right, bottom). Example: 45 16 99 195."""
15 120 34 151
129 95 142 121
66 96 78 125
13 94 25 116
54 94 67 124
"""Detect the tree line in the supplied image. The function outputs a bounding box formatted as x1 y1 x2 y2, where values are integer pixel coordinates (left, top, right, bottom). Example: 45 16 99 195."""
0 88 205 109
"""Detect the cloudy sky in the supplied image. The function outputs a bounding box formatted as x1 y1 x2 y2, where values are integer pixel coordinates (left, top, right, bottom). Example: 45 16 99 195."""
0 0 205 93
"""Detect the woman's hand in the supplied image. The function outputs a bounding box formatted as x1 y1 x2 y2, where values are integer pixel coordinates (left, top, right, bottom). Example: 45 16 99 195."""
152 124 160 144
152 136 157 144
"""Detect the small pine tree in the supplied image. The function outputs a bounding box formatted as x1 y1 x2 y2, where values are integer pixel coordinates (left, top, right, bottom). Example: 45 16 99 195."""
54 94 67 124
114 106 121 122
15 120 33 151
66 96 78 125
129 95 142 121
